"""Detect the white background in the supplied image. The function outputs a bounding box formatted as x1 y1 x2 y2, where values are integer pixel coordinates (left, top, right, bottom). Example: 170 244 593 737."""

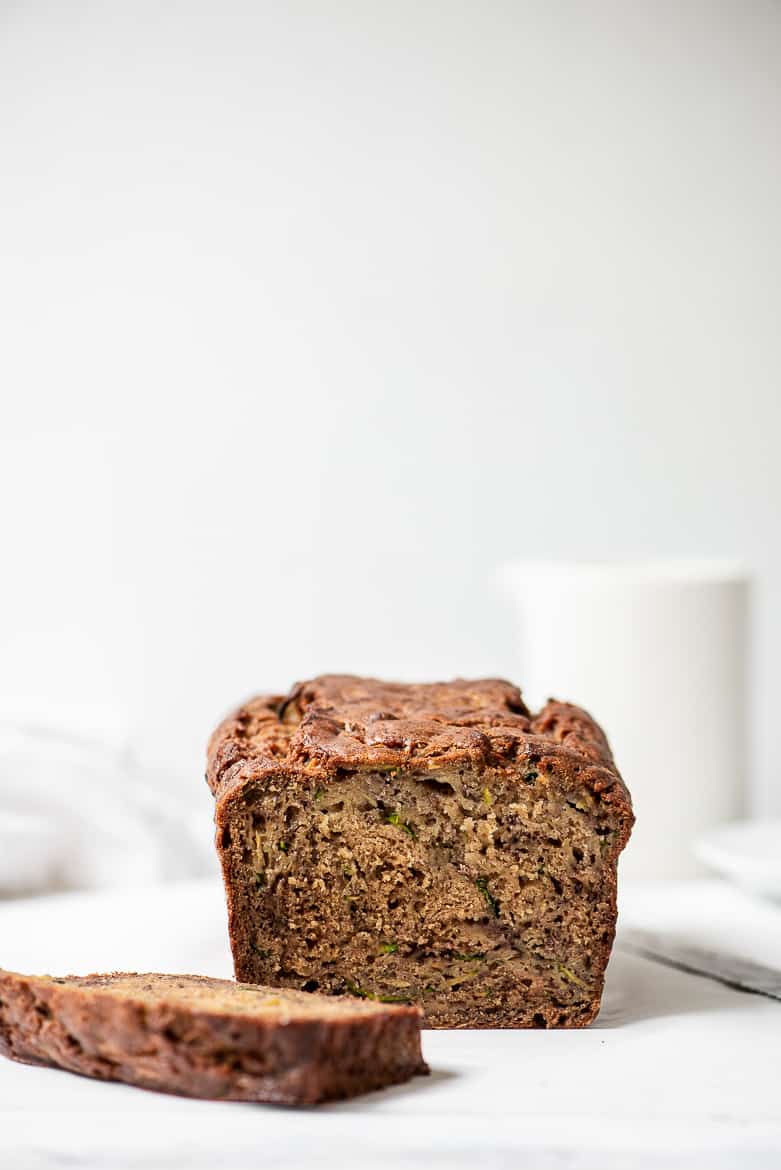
1 0 779 815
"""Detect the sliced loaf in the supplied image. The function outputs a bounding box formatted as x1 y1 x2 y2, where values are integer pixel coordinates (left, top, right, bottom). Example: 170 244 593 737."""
208 674 634 1027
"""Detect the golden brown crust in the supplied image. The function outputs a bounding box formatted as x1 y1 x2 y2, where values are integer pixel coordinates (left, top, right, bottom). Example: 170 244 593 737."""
0 969 427 1104
207 675 625 803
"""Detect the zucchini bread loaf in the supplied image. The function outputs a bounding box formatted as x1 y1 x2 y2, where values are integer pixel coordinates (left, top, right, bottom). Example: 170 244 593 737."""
207 675 633 1028
0 969 426 1103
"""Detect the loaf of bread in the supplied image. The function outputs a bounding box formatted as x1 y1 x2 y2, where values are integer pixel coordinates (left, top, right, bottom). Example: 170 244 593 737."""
0 969 426 1103
207 675 633 1028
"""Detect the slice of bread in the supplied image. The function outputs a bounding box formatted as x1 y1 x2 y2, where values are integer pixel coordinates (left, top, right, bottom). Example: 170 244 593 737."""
0 969 427 1104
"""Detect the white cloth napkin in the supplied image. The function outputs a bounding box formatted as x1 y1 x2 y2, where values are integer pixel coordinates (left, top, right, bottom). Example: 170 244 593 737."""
0 716 211 896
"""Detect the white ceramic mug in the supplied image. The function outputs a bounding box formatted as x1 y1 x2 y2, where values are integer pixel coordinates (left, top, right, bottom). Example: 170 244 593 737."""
498 560 750 880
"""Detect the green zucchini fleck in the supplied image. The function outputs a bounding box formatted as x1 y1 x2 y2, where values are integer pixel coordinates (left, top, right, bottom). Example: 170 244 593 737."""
384 810 416 839
475 877 499 917
380 941 398 954
558 964 586 988
345 980 411 1005
345 980 371 999
255 870 266 889
277 840 288 852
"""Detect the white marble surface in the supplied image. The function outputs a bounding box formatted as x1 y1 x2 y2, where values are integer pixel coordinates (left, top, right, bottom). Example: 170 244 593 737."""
1 879 780 1169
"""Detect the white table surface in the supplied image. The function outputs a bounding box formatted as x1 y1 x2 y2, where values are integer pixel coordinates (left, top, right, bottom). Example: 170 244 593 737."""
1 879 780 1170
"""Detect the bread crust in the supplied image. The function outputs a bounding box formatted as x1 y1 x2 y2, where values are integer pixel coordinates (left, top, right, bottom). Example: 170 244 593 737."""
208 674 631 830
0 970 427 1104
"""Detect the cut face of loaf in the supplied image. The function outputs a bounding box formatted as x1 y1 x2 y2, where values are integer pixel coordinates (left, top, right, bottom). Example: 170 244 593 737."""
208 676 634 1029
0 970 427 1103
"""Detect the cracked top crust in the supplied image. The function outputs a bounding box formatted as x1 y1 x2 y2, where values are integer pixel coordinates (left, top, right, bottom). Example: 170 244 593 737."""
207 675 630 813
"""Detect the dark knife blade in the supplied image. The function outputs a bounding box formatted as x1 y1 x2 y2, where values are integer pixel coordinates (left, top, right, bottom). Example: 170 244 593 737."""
618 928 781 1003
